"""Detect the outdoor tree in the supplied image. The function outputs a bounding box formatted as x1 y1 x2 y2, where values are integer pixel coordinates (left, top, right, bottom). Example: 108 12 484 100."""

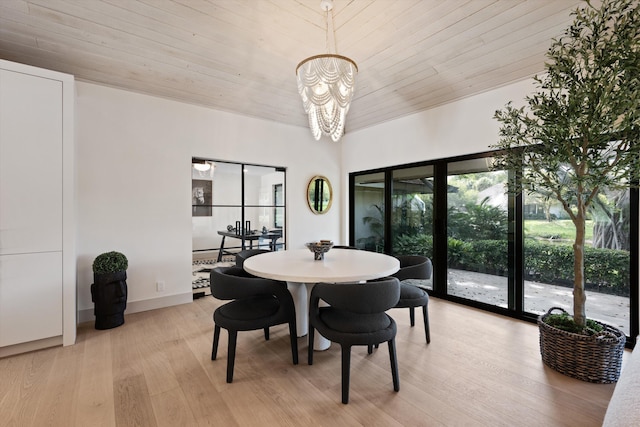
491 0 639 327
592 189 630 250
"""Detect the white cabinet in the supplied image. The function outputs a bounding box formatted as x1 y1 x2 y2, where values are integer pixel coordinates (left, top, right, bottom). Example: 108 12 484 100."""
0 60 75 355
0 253 63 346
0 67 63 255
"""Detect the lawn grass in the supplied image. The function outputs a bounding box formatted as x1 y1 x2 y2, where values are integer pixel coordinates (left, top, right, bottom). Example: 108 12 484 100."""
524 219 594 242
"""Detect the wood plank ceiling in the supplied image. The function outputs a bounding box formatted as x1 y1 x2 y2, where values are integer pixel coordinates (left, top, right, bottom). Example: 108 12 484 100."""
0 0 587 136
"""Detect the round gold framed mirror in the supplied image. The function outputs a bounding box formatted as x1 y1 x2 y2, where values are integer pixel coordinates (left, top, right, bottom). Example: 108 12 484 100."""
307 175 333 214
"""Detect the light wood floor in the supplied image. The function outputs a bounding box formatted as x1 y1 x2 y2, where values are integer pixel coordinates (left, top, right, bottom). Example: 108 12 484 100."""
0 296 626 427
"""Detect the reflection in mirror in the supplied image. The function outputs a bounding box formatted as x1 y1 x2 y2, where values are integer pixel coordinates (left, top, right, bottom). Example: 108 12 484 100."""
308 175 332 214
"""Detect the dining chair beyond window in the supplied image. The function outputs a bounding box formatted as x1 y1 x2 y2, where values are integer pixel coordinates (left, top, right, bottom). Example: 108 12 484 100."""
391 255 432 344
308 277 401 404
209 266 298 383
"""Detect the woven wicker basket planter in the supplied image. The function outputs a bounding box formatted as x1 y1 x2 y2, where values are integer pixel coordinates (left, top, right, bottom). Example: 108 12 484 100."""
538 307 626 383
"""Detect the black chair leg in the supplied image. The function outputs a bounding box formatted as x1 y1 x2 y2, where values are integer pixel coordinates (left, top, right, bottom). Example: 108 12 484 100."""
341 345 352 404
409 306 416 327
367 344 373 354
226 330 238 383
212 325 221 360
308 326 315 365
264 327 270 340
388 339 400 392
288 320 299 365
423 305 430 344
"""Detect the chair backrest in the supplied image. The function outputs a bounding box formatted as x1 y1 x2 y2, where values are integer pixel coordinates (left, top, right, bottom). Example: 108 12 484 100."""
235 249 271 268
311 277 400 314
392 255 432 281
210 266 285 301
333 245 359 250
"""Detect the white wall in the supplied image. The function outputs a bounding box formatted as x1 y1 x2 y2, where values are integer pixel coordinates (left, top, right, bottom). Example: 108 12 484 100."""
342 79 534 171
75 82 341 320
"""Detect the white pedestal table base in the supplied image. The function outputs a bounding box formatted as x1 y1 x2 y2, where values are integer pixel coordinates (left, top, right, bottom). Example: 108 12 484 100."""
286 281 330 351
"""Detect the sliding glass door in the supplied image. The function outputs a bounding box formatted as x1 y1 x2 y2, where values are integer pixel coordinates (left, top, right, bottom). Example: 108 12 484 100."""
391 166 435 289
353 171 386 252
349 152 638 343
446 158 510 307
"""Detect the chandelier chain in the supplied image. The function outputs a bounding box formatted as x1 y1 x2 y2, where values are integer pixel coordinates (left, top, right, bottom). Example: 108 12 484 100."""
324 1 338 55
325 6 330 53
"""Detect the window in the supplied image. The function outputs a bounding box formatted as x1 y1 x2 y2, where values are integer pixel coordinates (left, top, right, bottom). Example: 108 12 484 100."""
522 173 633 336
349 152 638 344
352 171 386 252
192 159 286 261
446 158 509 307
274 184 284 228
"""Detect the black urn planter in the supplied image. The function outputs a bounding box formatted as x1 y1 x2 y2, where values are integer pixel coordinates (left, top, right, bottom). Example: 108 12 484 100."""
91 270 128 330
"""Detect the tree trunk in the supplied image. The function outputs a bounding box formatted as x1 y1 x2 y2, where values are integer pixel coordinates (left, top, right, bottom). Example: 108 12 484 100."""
573 212 587 327
544 198 552 222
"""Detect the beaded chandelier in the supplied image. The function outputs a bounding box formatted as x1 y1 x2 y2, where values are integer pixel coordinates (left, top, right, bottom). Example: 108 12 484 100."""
296 0 357 142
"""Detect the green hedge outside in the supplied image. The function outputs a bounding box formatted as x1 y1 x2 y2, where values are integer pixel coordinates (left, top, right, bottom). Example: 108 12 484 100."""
393 235 630 296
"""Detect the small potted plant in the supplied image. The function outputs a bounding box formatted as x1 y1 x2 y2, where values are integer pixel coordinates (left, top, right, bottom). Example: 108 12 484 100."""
91 251 128 330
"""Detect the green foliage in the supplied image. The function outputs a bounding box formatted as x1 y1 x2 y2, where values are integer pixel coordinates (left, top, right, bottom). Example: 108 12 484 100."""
463 240 508 274
392 196 433 237
358 203 384 249
371 180 508 251
446 238 473 267
524 241 574 284
545 313 605 335
525 242 631 295
525 219 594 241
393 234 433 258
491 0 640 326
493 0 640 199
392 234 629 295
93 251 128 275
448 198 508 241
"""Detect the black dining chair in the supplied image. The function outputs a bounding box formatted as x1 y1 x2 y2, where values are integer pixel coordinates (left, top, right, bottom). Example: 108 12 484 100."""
235 248 271 269
308 277 401 404
210 266 298 383
391 255 432 344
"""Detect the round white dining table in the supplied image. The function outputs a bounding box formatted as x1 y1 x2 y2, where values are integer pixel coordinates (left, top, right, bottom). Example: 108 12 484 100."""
243 248 400 350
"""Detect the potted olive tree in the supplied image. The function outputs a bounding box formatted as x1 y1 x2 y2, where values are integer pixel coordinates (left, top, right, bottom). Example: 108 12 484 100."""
91 251 128 330
492 0 639 382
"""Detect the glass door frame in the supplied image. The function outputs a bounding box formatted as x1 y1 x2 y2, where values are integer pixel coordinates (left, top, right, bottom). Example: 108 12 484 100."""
349 150 638 347
192 158 287 258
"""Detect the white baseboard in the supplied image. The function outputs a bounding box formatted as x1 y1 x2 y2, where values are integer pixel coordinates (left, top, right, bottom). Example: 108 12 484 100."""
77 292 193 324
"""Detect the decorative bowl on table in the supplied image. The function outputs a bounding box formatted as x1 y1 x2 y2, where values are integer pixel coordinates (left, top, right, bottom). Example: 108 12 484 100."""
305 240 334 261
